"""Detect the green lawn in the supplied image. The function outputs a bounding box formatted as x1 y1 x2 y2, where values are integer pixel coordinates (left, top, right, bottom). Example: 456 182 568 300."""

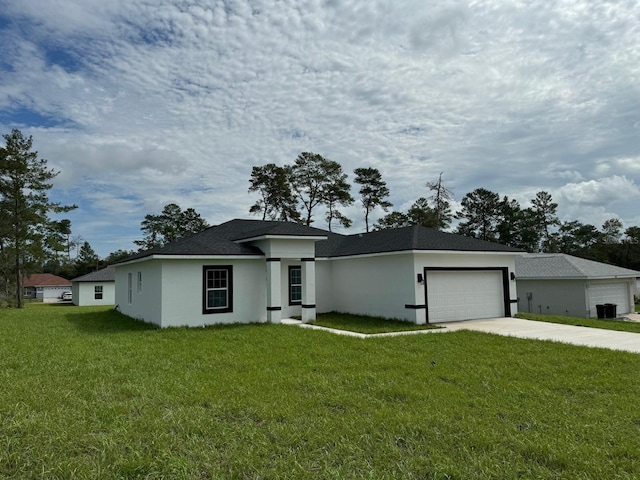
310 312 440 334
517 312 640 333
1 305 640 479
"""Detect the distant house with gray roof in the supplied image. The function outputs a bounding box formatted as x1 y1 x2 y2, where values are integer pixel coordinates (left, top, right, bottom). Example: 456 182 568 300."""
71 266 116 306
515 253 640 318
114 219 522 328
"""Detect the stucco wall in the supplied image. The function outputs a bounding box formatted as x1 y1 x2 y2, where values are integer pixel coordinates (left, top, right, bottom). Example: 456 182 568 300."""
115 261 163 325
315 260 333 314
72 282 116 306
117 258 268 328
322 251 518 323
516 279 587 317
516 278 635 318
159 258 266 327
329 253 417 321
252 238 317 259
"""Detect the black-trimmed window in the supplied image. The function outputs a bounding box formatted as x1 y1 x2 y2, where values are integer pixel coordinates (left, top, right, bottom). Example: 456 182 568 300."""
203 266 233 314
289 266 302 305
94 285 103 300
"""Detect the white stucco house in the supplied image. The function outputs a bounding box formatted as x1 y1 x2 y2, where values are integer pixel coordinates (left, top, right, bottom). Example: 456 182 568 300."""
114 219 522 328
515 253 640 318
23 273 72 302
71 266 116 306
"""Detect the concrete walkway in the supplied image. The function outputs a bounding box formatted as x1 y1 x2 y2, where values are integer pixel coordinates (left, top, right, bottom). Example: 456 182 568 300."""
435 317 640 354
284 317 640 354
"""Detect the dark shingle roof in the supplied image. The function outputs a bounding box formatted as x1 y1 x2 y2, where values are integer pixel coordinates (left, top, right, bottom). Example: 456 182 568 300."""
317 225 522 257
516 253 640 279
118 219 329 263
72 266 116 282
119 219 521 264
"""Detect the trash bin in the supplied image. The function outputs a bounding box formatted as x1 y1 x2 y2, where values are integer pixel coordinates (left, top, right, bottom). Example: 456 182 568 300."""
596 304 605 319
604 303 617 318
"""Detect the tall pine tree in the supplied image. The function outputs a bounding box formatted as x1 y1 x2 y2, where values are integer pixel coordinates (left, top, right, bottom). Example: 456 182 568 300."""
0 129 76 307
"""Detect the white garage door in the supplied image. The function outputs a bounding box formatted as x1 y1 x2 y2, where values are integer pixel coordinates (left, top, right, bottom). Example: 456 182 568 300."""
427 270 504 323
588 283 630 316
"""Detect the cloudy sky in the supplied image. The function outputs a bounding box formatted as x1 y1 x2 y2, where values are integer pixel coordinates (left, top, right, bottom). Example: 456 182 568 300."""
1 0 639 257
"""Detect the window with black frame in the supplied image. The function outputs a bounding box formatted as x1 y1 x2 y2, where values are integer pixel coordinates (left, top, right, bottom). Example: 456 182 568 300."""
289 266 302 305
203 266 233 314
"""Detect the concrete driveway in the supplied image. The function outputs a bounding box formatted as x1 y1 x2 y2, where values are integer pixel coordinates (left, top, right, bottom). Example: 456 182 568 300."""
436 317 640 354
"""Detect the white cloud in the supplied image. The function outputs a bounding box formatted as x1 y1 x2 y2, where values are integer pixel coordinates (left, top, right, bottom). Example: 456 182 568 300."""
558 175 640 206
1 0 640 255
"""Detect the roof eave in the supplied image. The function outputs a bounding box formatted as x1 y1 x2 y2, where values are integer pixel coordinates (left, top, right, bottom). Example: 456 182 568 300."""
235 234 328 243
115 253 265 266
325 249 521 260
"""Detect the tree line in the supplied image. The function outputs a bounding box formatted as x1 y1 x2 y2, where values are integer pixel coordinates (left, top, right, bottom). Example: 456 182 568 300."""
2 134 639 307
247 152 640 271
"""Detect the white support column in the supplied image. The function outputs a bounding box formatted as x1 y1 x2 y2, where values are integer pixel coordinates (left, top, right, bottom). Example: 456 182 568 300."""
301 258 316 323
266 258 282 323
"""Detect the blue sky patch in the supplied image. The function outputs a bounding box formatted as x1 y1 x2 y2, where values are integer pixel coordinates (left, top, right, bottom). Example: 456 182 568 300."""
0 107 68 129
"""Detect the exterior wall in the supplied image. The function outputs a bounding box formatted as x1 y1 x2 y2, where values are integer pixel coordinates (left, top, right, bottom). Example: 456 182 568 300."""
315 260 333 314
516 278 636 318
323 251 518 323
117 258 267 328
72 282 115 306
115 261 163 326
516 279 587 317
252 238 317 259
415 252 518 320
328 253 417 321
280 259 301 319
159 258 266 327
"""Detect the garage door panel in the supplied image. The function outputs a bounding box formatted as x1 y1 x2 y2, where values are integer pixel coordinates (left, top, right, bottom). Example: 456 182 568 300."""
427 270 504 323
588 283 630 316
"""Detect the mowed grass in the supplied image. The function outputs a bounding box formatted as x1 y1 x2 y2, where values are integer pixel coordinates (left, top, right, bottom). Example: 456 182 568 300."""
310 312 440 334
517 312 640 333
1 305 640 479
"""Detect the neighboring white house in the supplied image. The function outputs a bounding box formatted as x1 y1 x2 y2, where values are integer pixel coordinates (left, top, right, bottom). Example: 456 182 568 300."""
114 219 521 328
71 266 116 306
23 273 72 302
515 253 640 318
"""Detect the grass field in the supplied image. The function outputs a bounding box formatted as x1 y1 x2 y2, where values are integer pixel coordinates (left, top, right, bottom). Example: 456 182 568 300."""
1 305 640 479
310 312 440 334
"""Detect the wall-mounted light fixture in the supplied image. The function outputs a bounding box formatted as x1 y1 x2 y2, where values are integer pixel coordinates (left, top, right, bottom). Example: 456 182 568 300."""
417 273 424 284
510 272 516 281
